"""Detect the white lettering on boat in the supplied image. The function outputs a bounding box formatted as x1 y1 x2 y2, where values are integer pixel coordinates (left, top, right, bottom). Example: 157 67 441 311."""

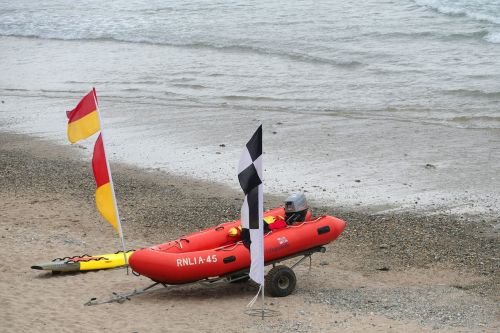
176 255 218 267
267 237 290 253
277 236 288 245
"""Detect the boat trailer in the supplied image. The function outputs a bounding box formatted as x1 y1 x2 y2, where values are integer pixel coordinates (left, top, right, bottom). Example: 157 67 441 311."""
84 246 326 306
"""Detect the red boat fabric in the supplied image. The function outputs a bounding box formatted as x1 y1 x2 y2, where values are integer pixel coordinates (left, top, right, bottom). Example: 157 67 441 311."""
267 218 287 230
129 210 345 284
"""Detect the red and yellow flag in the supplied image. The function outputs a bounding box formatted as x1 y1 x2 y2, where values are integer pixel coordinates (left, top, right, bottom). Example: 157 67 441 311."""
92 134 118 231
67 88 101 143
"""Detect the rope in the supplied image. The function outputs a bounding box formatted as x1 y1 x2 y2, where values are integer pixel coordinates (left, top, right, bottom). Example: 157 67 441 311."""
286 216 323 228
156 242 178 251
113 249 135 254
68 257 108 263
216 241 242 251
52 254 91 261
247 284 262 308
52 249 136 263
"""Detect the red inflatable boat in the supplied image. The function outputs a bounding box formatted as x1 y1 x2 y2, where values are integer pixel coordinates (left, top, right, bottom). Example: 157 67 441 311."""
129 208 346 286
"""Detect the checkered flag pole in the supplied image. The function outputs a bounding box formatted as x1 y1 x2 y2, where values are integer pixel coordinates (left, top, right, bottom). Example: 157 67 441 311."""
238 125 264 286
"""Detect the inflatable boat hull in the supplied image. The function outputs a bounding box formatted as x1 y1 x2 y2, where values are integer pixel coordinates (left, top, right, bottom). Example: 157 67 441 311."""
129 215 345 284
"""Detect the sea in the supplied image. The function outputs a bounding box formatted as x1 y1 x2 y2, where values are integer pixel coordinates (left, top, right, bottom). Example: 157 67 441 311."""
0 0 499 216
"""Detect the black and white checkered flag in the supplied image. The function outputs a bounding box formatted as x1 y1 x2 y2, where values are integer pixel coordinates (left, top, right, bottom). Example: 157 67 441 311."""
238 125 264 285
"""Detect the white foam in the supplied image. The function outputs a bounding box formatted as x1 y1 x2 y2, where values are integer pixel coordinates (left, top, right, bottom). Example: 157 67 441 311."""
414 0 500 25
485 31 500 43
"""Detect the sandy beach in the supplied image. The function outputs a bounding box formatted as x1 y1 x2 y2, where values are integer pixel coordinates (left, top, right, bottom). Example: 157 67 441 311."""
1 1 499 331
1 132 498 332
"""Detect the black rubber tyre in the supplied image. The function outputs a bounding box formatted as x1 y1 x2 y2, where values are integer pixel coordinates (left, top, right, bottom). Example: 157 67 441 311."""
265 265 296 297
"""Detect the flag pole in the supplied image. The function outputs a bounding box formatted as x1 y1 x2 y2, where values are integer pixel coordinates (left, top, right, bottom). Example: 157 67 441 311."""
261 135 265 319
260 177 265 319
92 89 129 274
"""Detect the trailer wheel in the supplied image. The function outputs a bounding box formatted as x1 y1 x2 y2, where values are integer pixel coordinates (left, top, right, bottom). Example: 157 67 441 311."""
265 265 296 297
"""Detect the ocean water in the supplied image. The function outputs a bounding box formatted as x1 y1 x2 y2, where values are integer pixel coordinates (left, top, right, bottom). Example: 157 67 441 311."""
1 0 500 128
0 0 499 216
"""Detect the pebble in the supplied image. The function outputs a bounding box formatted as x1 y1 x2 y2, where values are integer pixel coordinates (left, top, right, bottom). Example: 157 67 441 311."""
2 133 498 331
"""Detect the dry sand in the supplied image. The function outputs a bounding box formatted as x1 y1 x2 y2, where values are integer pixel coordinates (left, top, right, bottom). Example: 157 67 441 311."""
0 132 498 332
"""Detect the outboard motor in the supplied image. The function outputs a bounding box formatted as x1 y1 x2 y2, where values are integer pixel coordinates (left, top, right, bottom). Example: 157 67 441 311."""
284 193 309 224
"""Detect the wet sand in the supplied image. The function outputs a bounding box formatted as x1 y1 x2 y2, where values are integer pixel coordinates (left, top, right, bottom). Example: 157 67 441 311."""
1 35 500 217
0 132 498 332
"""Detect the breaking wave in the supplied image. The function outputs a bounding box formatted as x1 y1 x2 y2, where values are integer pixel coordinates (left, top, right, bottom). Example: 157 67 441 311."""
449 115 500 129
414 0 500 25
443 88 500 99
374 29 491 41
0 32 362 68
222 95 317 102
413 0 500 43
485 32 500 43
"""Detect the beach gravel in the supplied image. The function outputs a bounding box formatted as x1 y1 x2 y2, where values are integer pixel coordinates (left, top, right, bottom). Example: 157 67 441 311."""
0 132 498 332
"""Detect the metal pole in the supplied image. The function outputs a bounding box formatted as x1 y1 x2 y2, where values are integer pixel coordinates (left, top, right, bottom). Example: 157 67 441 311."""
92 89 129 274
261 130 265 319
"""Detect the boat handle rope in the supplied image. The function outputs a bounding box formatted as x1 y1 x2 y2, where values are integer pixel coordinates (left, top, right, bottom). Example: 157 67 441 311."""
158 243 179 251
52 254 91 261
213 219 321 252
216 242 241 251
287 217 322 228
174 238 190 249
68 257 109 263
113 249 135 254
52 249 136 262
287 222 307 228
216 229 277 251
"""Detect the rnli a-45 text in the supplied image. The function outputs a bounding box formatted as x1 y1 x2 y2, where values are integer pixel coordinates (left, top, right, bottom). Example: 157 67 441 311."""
176 255 218 267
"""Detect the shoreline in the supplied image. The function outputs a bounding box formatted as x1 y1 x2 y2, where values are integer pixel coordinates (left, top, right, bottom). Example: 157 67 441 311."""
1 131 498 332
1 34 499 218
